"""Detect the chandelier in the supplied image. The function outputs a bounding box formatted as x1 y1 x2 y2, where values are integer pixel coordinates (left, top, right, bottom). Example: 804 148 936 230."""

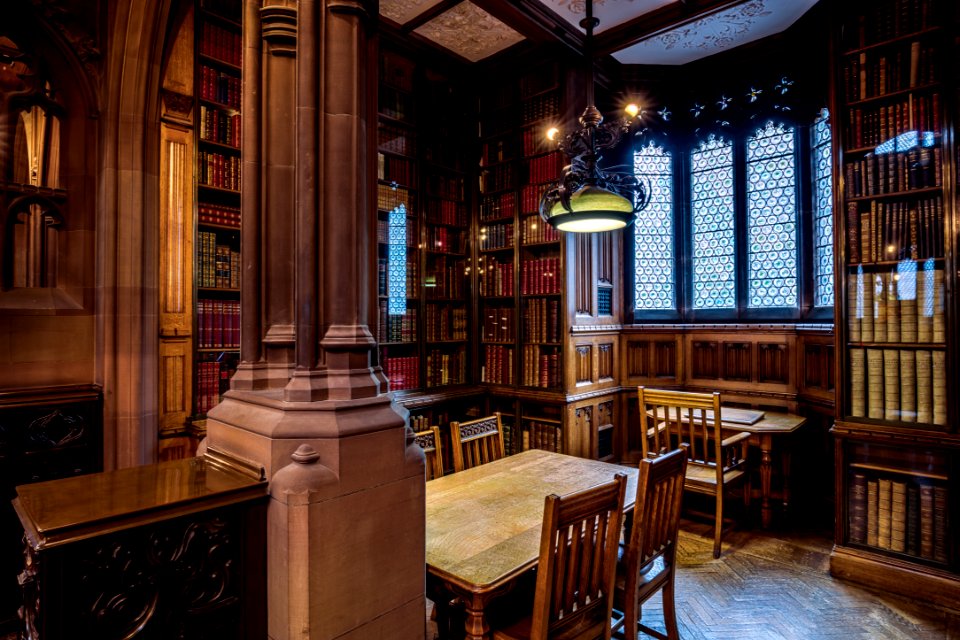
539 0 649 233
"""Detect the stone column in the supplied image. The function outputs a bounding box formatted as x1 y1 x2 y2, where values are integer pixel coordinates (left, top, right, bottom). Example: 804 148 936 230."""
204 1 426 638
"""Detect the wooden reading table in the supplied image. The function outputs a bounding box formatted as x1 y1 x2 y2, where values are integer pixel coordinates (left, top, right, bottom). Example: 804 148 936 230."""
425 449 639 640
647 406 807 528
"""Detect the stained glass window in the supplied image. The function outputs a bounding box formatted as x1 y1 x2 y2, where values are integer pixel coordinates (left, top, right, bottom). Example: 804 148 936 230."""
746 121 798 308
387 203 407 315
812 109 834 308
691 136 735 309
633 142 674 310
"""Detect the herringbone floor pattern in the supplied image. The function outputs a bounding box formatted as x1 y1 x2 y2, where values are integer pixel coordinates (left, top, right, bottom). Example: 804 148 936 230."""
427 519 960 640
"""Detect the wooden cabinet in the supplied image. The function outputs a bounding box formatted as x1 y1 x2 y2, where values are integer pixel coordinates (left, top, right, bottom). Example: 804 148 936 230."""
830 0 959 607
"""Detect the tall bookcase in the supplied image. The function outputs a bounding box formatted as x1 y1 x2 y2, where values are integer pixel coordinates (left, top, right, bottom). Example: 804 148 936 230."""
192 0 242 428
830 0 959 608
376 44 472 395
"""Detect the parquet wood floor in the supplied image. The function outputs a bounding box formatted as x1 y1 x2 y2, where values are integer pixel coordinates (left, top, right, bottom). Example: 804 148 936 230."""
427 519 960 640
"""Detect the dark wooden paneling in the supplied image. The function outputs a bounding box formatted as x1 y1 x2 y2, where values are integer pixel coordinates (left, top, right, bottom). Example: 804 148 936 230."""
692 341 719 379
758 343 789 384
598 232 613 285
575 234 591 315
722 342 753 381
598 343 614 381
654 341 677 379
627 341 650 377
575 345 592 384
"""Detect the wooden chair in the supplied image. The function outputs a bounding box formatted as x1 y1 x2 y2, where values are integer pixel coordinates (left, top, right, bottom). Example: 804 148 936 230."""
636 386 750 558
493 473 628 640
612 446 688 640
450 413 505 472
414 426 444 480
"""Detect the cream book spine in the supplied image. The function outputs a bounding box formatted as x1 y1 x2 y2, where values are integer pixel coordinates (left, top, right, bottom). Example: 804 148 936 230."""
850 348 866 417
883 349 899 420
899 349 916 423
867 348 884 419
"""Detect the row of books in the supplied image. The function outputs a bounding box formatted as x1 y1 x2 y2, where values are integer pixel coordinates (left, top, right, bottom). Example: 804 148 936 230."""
521 91 560 125
426 199 466 226
376 258 418 298
843 42 936 102
848 473 948 563
478 257 514 297
847 267 945 343
849 347 946 425
383 354 418 391
197 231 240 289
522 346 560 388
199 104 241 149
525 151 564 185
846 0 936 49
520 257 561 295
378 123 414 157
376 217 416 246
197 299 240 349
846 93 940 149
427 174 463 201
198 65 240 109
377 153 413 186
523 297 560 344
480 193 516 222
426 349 467 387
843 146 941 198
199 21 241 67
481 138 516 167
377 183 412 212
522 127 554 157
198 203 240 228
377 302 417 343
424 258 466 299
426 226 464 254
481 345 515 385
198 150 241 191
521 420 561 453
482 305 515 343
194 358 233 415
480 164 515 194
479 222 514 250
521 184 549 215
425 305 467 342
379 85 413 122
521 214 560 244
846 196 943 263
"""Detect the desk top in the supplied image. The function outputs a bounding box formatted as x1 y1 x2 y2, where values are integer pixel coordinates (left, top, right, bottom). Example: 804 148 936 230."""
646 408 807 434
425 449 639 594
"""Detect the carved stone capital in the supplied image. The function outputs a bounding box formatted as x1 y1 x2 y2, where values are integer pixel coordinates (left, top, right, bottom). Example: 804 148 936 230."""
327 0 373 20
160 89 194 127
261 5 297 55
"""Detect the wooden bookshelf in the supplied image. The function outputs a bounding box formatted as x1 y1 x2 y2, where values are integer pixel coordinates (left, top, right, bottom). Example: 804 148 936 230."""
831 0 959 609
191 0 242 429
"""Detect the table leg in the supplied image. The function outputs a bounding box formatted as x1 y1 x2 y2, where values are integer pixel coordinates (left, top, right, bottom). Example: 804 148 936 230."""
781 447 792 515
758 433 773 529
464 594 489 640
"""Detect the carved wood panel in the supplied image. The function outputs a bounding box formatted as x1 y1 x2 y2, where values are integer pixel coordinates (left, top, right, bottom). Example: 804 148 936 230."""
159 129 194 337
654 340 677 378
575 233 592 315
803 342 835 392
758 343 789 384
159 338 192 434
575 345 592 384
597 231 613 285
598 343 614 381
692 341 719 379
722 342 752 381
627 341 649 377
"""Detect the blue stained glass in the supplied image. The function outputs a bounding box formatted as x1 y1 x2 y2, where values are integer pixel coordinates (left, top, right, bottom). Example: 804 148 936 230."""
746 122 798 308
691 136 735 309
388 204 407 315
812 110 834 308
633 142 675 310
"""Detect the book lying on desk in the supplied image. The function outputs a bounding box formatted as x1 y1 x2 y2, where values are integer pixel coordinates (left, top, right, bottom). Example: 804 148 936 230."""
650 406 765 425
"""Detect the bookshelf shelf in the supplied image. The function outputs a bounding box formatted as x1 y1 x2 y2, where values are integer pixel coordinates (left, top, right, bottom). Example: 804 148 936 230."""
198 184 240 195
198 97 240 114
198 53 241 73
831 0 959 609
199 138 240 153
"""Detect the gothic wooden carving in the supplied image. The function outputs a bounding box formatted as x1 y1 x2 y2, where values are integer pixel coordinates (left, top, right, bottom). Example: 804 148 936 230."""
575 233 591 315
28 0 102 86
597 400 613 429
692 341 719 379
803 342 835 392
597 232 613 285
575 345 592 384
627 341 649 377
722 342 752 381
161 90 194 126
598 343 613 381
758 342 788 384
654 340 677 378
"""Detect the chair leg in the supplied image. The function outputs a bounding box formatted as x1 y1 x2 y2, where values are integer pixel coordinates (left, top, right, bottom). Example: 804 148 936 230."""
662 576 679 640
713 493 723 559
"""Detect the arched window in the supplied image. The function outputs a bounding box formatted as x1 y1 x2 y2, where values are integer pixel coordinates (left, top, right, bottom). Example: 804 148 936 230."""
633 141 675 311
812 108 834 308
690 135 735 309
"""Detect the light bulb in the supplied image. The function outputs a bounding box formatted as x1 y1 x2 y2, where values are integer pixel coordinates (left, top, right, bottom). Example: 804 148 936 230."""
546 127 559 141
625 103 640 118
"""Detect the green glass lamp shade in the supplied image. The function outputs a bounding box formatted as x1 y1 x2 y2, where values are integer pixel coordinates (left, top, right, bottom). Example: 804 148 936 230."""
545 184 635 232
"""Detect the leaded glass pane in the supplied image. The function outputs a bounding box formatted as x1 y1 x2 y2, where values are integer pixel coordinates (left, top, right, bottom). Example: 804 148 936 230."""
813 110 834 308
691 136 735 309
746 121 798 308
633 142 674 310
388 204 407 315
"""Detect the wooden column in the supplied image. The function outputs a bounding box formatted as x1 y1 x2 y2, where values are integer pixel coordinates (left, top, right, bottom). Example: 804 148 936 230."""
203 1 426 638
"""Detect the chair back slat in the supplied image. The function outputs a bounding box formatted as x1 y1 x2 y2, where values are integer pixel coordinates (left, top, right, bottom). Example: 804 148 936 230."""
638 387 723 469
632 447 687 565
450 413 505 472
414 426 444 480
531 474 627 640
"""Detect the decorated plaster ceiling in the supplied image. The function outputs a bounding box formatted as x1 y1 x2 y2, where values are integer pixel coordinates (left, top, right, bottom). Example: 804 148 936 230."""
412 2 525 63
535 0 675 34
612 0 820 65
379 0 446 27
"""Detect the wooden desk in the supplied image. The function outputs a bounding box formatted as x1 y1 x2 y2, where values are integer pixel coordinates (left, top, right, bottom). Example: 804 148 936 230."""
425 449 639 640
647 407 807 528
